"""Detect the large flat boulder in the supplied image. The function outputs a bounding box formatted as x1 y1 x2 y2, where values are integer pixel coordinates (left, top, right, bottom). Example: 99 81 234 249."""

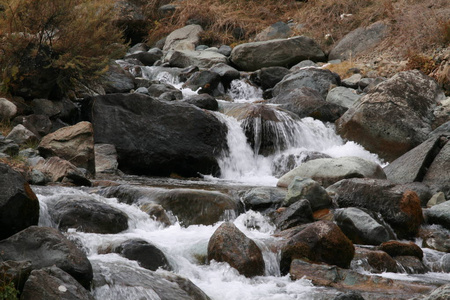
168 50 228 69
336 70 445 162
230 36 325 71
163 25 203 51
81 93 228 177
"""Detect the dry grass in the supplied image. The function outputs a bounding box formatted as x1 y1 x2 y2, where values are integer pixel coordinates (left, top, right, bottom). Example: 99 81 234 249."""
0 119 12 137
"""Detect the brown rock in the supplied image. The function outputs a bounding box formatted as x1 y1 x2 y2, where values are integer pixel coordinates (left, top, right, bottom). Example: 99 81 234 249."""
354 248 397 273
35 157 91 186
379 241 423 260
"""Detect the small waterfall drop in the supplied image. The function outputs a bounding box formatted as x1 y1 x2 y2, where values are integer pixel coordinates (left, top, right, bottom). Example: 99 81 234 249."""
226 79 263 103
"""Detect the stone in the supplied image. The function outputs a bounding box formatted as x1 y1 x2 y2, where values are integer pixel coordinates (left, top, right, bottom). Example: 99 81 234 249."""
38 121 95 175
427 192 446 208
209 63 240 89
334 207 391 245
272 150 331 178
183 94 219 111
254 21 292 42
163 25 203 51
82 93 228 177
183 70 222 95
0 163 39 240
49 196 128 234
341 74 363 89
34 157 91 186
5 124 38 145
336 70 445 161
218 45 232 57
420 284 450 300
147 83 183 101
425 201 450 230
0 260 32 294
0 137 18 157
125 48 163 66
114 239 171 271
326 86 362 109
242 187 286 210
20 266 95 300
283 177 331 211
271 199 314 231
280 220 355 274
290 60 318 72
272 67 339 99
256 66 290 90
353 248 397 273
423 137 450 197
207 222 265 277
379 241 423 260
0 98 17 120
102 62 135 93
394 256 428 274
327 179 423 239
0 226 93 289
95 144 119 174
333 292 365 300
329 21 389 60
168 50 228 69
420 225 450 253
230 36 326 71
278 156 386 188
12 114 52 138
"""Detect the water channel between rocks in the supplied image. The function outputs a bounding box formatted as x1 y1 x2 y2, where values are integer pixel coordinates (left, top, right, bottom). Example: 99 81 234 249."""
33 67 450 299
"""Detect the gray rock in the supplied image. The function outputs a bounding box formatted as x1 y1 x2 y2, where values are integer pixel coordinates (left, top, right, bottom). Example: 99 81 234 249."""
284 177 331 210
433 97 450 129
272 150 331 177
420 284 450 300
183 70 221 96
147 83 183 100
209 63 240 87
125 48 163 66
242 187 286 210
218 45 232 57
95 144 119 174
230 36 326 71
195 45 208 51
114 239 172 271
278 156 386 188
31 98 60 118
341 73 363 89
329 21 389 60
394 256 428 274
34 157 91 186
134 86 149 94
254 21 292 42
127 43 148 54
29 169 48 185
272 199 314 231
168 50 228 69
290 60 318 72
6 124 38 145
441 254 450 273
421 225 450 253
336 70 444 162
183 94 219 111
13 114 52 138
102 62 135 93
0 260 32 294
0 137 19 156
257 66 290 90
334 207 390 245
326 86 362 108
427 192 446 208
425 201 450 230
423 137 450 197
163 24 203 51
0 98 17 120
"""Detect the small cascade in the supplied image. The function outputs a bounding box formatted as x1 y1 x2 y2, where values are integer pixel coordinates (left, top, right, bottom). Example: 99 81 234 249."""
226 79 263 103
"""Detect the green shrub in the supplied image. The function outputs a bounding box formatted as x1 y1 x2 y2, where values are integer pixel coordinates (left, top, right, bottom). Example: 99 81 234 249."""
0 0 126 99
0 281 18 300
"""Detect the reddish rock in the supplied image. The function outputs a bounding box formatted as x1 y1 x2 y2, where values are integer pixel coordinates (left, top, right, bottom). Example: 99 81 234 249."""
354 248 397 273
379 241 423 260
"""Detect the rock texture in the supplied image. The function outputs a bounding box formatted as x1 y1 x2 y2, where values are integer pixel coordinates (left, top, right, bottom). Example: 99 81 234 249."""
163 24 203 51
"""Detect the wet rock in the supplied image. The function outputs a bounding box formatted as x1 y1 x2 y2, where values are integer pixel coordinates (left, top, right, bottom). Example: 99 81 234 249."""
278 156 386 188
336 70 445 161
21 266 95 300
34 157 91 186
209 63 240 89
256 66 290 90
82 93 227 177
327 179 423 239
254 21 292 42
183 70 222 96
329 21 388 61
0 226 93 289
394 256 428 274
49 196 128 234
230 36 326 71
334 207 391 246
140 203 172 226
183 94 219 111
0 98 17 120
163 25 203 51
0 260 32 294
168 50 228 69
420 284 450 300
6 124 39 145
283 177 331 211
326 86 362 109
207 222 265 277
114 239 172 271
441 254 450 272
271 199 314 231
333 291 365 300
92 260 211 300
270 87 346 122
353 248 397 273
102 62 135 93
241 187 286 210
420 225 450 252
280 220 355 274
379 241 423 260
125 48 163 66
38 121 95 175
0 163 39 240
272 150 331 178
147 83 183 101
425 200 450 230
272 68 339 99
94 144 119 174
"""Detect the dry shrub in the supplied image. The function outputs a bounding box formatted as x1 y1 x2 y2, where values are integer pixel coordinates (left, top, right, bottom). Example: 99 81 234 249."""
0 119 12 136
405 53 437 75
323 60 362 79
0 0 126 98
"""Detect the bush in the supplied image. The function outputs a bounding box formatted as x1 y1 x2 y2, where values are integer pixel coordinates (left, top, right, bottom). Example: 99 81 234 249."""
0 0 126 99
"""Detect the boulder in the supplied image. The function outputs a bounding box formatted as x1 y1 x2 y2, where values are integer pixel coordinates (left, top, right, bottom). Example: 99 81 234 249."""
341 74 363 89
38 121 95 175
423 137 450 196
183 94 219 111
12 114 52 138
92 260 211 300
0 163 39 240
207 222 265 277
329 21 389 61
420 225 450 253
31 98 60 118
336 70 445 161
6 124 38 145
49 197 128 234
168 50 228 69
183 70 222 95
256 66 290 90
283 177 331 210
34 157 91 186
95 144 119 174
270 87 346 121
0 226 93 289
114 239 171 271
241 187 286 210
230 36 326 71
353 248 397 273
425 201 450 230
81 93 228 177
0 98 17 120
394 256 428 274
209 63 240 89
278 156 386 188
272 150 331 178
271 199 314 231
290 60 318 72
272 68 339 99
334 207 391 245
254 21 292 42
125 48 163 66
280 220 355 274
327 179 423 239
147 83 183 101
20 266 95 300
102 62 135 93
163 25 203 51
326 86 362 109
